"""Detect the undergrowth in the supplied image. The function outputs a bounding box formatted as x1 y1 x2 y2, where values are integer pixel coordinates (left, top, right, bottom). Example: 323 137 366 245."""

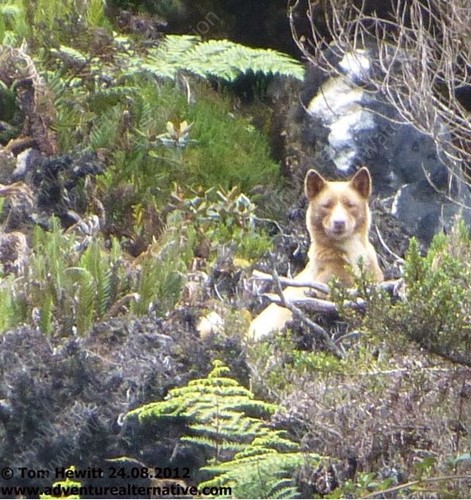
247 220 471 498
363 220 471 367
0 213 195 335
51 77 280 204
126 360 323 498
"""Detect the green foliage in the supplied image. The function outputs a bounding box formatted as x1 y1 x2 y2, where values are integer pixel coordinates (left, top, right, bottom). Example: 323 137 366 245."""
47 73 280 203
127 360 279 449
127 360 322 498
30 0 108 46
0 0 29 44
117 35 305 82
0 274 22 332
364 220 471 366
131 211 197 315
0 214 195 335
200 439 311 499
327 471 394 499
176 185 273 261
249 334 352 396
40 466 81 499
34 21 285 231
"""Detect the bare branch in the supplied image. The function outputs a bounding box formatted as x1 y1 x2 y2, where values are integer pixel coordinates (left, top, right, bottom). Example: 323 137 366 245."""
270 268 345 358
252 269 330 294
263 293 365 315
289 0 471 199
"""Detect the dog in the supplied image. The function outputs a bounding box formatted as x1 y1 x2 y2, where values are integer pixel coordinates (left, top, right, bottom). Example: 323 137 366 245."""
248 167 383 340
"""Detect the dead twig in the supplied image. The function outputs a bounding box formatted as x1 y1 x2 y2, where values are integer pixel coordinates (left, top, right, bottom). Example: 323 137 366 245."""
363 474 471 499
254 269 402 298
252 269 330 294
262 293 365 315
271 268 345 358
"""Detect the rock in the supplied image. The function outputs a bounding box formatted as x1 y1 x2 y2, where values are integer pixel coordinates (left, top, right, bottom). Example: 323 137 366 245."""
285 45 471 246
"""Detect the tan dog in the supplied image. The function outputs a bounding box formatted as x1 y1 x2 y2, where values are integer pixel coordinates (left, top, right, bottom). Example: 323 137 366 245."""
248 167 383 341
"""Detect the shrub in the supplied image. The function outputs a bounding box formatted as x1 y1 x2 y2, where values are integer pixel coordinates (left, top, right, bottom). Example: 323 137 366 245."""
364 220 471 366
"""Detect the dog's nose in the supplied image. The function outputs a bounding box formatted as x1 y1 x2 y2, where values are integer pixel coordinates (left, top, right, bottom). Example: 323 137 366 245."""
333 220 346 231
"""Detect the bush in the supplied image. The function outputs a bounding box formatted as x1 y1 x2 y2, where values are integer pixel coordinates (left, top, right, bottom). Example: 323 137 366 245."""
364 220 471 366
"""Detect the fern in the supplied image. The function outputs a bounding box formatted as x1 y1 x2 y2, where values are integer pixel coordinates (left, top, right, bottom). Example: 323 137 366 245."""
200 450 309 499
119 35 305 82
39 292 54 335
0 275 19 331
89 106 123 150
32 0 72 32
131 211 196 315
0 0 29 44
83 0 106 28
66 267 95 335
40 466 81 499
79 239 112 317
126 360 323 498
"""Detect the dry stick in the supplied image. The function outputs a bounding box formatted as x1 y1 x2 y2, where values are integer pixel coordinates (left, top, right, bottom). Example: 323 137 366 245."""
263 294 340 315
252 270 330 294
374 225 405 264
254 270 402 300
363 474 471 499
270 268 345 359
263 294 366 315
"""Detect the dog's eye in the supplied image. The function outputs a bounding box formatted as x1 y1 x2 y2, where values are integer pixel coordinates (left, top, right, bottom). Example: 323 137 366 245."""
345 201 357 209
321 201 333 209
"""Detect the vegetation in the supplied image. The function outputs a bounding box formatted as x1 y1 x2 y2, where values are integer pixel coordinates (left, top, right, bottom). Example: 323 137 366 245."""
0 0 287 334
363 221 471 367
0 213 196 334
0 0 470 498
40 467 81 499
127 360 323 498
248 221 471 498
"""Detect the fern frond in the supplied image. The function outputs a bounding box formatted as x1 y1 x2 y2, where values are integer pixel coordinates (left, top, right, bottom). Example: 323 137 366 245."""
0 1 29 42
0 276 19 331
79 240 112 317
119 35 305 82
181 436 245 453
126 360 320 498
200 451 316 498
50 45 88 65
84 0 106 27
66 267 95 335
39 293 54 335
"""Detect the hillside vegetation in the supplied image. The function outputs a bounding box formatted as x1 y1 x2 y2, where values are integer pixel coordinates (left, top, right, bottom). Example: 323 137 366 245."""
0 1 470 498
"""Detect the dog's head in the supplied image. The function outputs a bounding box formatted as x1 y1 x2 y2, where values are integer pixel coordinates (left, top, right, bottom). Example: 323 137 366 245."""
304 167 372 242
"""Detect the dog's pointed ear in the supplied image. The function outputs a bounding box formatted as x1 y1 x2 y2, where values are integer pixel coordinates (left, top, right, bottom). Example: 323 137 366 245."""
305 169 327 199
350 167 372 199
